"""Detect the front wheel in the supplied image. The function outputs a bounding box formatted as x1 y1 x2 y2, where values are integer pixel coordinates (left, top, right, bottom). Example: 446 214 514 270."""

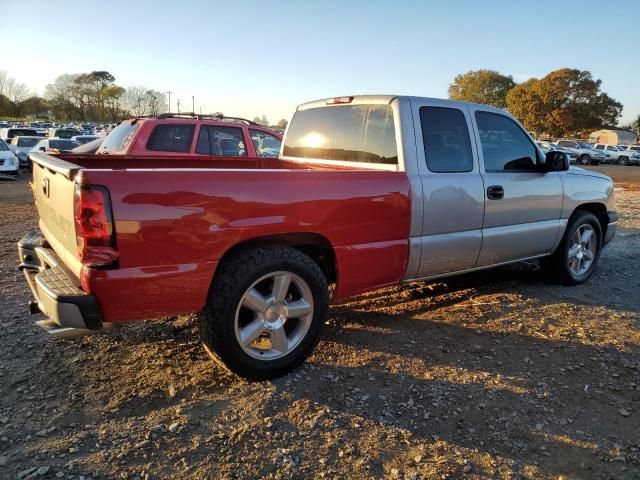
542 211 602 285
619 156 628 166
200 245 329 380
579 154 591 165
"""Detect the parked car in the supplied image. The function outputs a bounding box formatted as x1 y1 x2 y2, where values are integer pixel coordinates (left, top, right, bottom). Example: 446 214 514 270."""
96 113 282 158
19 95 617 380
8 136 41 168
618 145 640 164
556 139 607 165
30 138 80 154
70 135 100 145
1 127 39 143
0 138 20 178
593 144 639 165
48 128 83 139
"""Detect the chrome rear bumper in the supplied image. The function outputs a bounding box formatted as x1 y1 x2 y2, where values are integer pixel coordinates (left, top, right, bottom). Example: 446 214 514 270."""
18 230 105 338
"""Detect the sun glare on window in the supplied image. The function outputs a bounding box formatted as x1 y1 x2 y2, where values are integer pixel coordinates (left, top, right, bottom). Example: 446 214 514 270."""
301 132 326 148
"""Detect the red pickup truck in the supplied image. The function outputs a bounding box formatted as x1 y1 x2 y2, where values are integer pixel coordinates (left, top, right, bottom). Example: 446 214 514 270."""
19 95 616 380
95 113 282 158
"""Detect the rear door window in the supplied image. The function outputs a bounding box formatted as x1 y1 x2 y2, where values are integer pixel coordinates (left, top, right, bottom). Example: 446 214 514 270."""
195 126 246 156
420 107 473 172
283 104 398 165
147 124 195 153
475 112 538 172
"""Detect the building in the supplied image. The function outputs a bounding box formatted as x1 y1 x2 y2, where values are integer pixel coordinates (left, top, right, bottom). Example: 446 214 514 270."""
588 129 637 145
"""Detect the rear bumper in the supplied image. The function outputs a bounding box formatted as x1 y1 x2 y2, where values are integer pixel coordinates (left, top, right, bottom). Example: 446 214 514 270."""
18 230 104 337
604 211 618 246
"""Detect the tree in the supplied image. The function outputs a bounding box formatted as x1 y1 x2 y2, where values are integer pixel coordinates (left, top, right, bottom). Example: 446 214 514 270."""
448 69 516 108
621 114 640 138
121 85 149 116
276 119 288 129
144 90 167 116
506 68 622 137
19 96 50 118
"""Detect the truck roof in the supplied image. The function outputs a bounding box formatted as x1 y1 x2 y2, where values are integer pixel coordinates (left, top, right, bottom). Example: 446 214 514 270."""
296 95 507 115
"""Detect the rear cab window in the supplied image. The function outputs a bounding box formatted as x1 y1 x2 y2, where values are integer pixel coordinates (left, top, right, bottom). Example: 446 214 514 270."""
282 104 398 167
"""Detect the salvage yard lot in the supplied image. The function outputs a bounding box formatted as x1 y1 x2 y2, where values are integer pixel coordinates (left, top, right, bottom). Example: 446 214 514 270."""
1 167 639 480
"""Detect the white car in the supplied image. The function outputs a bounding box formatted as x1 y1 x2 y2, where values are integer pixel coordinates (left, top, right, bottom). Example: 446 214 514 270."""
618 145 640 165
594 144 639 165
8 136 41 168
0 139 20 178
70 135 100 145
31 138 81 153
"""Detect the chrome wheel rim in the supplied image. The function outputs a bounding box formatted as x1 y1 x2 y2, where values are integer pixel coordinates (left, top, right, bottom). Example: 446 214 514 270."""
234 271 313 360
567 224 597 276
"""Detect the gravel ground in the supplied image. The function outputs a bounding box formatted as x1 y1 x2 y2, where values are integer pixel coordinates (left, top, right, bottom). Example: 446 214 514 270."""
0 168 639 480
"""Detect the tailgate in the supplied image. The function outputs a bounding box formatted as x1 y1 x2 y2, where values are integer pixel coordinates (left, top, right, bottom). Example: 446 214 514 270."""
31 152 83 277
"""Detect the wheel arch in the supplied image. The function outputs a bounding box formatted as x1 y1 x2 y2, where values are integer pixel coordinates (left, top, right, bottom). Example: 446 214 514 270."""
215 233 337 286
571 202 608 239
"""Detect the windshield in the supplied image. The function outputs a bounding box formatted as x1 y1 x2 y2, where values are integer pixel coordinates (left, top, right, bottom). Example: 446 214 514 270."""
8 129 38 138
49 139 80 150
283 104 398 165
55 129 82 139
17 137 39 147
577 142 593 149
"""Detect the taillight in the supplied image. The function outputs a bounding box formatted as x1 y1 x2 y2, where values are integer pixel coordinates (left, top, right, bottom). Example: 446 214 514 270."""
74 184 118 267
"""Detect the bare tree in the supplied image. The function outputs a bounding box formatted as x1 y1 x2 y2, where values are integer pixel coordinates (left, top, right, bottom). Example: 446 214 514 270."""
121 85 148 116
144 90 168 116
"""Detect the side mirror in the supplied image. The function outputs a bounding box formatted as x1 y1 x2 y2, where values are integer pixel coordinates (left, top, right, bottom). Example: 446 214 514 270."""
543 151 569 172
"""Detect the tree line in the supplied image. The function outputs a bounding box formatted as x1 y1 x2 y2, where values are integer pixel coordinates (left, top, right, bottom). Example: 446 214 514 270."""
448 68 638 138
0 70 167 122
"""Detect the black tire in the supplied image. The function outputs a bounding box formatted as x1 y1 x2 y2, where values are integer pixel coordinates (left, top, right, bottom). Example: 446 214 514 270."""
579 154 591 165
541 211 602 285
619 156 628 166
199 245 328 380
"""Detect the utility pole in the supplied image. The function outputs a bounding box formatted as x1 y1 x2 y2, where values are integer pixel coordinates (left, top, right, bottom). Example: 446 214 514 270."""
177 99 180 115
192 96 195 114
166 91 171 112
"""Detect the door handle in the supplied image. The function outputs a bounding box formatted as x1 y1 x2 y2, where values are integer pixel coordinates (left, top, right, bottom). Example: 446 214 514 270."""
487 185 504 200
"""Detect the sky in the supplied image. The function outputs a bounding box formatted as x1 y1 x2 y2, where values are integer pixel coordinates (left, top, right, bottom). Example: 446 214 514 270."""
3 0 639 125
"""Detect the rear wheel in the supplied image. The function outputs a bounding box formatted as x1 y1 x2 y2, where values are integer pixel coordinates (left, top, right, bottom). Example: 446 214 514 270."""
619 156 629 166
200 245 328 380
542 211 602 285
579 154 591 165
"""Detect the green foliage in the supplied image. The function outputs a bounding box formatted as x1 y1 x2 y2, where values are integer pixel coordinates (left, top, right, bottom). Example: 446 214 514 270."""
448 69 516 108
505 68 622 137
620 114 640 138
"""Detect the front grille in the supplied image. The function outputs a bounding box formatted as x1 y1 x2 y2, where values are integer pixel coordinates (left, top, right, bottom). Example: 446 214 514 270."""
0 159 4 165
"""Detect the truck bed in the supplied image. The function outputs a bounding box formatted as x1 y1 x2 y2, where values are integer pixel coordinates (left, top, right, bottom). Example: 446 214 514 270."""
37 153 373 179
29 151 412 323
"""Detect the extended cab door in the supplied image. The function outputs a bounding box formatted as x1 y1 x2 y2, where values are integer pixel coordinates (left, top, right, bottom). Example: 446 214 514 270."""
408 98 485 278
468 107 563 266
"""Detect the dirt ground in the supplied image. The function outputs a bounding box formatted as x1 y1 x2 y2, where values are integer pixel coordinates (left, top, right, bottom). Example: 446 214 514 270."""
0 166 639 480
